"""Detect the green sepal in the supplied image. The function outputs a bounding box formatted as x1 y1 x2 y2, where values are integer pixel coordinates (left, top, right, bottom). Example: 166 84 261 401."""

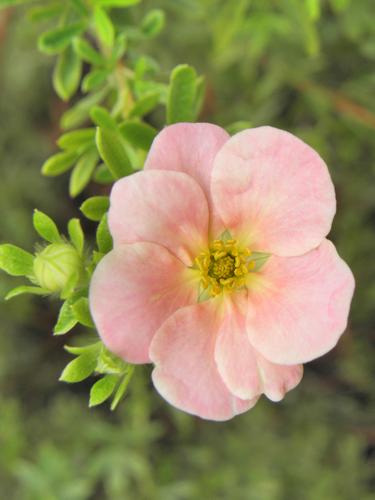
89 374 119 407
80 196 109 221
71 297 94 328
68 219 84 256
33 210 62 243
96 214 113 254
95 127 133 179
59 353 97 383
250 252 271 272
53 300 78 335
64 341 101 356
0 244 34 277
5 286 50 301
96 346 126 375
111 366 134 411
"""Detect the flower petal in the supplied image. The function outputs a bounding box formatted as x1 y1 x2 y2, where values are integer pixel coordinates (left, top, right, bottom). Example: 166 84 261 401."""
109 170 209 265
144 123 230 235
150 301 258 421
89 242 196 364
211 126 336 256
215 299 303 401
246 240 355 365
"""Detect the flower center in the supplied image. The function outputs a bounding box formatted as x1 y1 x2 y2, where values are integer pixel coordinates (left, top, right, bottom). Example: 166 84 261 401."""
195 238 255 297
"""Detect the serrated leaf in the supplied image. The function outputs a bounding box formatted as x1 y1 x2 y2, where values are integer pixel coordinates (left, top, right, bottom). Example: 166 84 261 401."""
38 23 85 55
69 148 98 197
129 92 160 118
59 353 97 383
53 45 82 101
33 210 62 243
95 127 133 179
89 374 119 407
58 128 95 150
61 87 109 130
82 69 109 93
141 9 165 37
94 6 114 48
71 297 94 328
73 37 105 66
167 64 198 124
119 120 157 150
41 150 79 176
96 214 112 253
0 244 34 277
111 366 134 410
93 164 115 184
90 106 117 129
68 219 84 255
53 300 78 335
80 196 109 221
5 286 50 301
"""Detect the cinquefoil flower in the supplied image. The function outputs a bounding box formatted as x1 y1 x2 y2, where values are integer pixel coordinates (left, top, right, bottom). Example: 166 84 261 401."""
90 124 355 420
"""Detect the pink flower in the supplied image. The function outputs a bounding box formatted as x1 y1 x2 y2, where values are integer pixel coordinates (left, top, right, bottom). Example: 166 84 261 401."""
89 124 355 421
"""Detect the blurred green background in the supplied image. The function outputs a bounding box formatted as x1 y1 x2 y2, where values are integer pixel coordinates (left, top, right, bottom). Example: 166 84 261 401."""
0 1 374 498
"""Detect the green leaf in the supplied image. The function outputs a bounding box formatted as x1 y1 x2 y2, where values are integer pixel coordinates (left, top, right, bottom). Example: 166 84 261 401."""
111 366 134 410
141 9 165 37
95 127 133 179
61 87 109 130
5 286 50 301
95 0 140 6
65 341 101 356
38 23 85 55
57 128 95 150
112 33 127 61
28 3 65 23
71 297 94 328
53 300 78 335
69 148 98 197
192 75 206 120
0 0 34 8
80 196 109 221
93 6 114 48
82 69 109 93
96 214 112 253
167 64 198 124
129 92 160 118
68 219 84 255
305 0 321 20
41 150 79 176
73 37 105 66
53 44 82 101
0 244 34 277
89 374 118 407
119 120 157 150
90 106 117 129
60 353 97 383
93 164 115 184
33 210 62 243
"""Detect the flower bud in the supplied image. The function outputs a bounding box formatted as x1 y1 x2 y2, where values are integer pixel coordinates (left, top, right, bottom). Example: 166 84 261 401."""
33 243 81 293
